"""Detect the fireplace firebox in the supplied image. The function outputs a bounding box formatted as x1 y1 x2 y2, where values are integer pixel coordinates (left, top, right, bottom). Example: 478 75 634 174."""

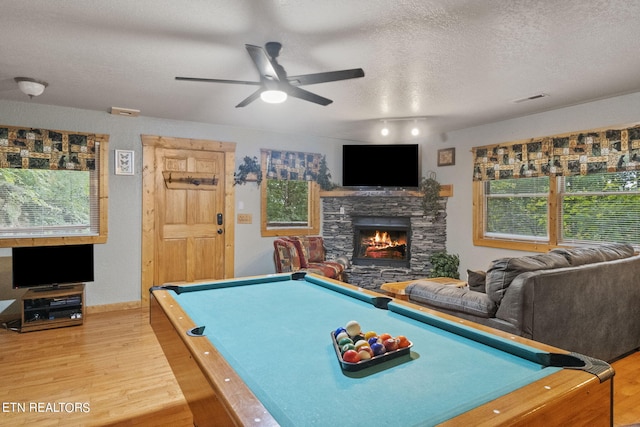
352 216 411 267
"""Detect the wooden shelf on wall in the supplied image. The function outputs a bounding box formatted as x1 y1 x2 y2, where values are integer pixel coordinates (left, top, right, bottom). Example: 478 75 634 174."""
320 184 453 198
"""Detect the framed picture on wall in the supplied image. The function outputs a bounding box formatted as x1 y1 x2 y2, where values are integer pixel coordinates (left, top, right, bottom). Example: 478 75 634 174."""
437 148 455 166
115 149 134 175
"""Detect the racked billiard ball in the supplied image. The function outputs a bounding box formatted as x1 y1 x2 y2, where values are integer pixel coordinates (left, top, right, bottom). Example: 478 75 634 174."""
342 349 361 363
338 337 353 346
334 327 346 337
371 342 386 356
397 335 411 348
383 338 399 351
345 320 362 337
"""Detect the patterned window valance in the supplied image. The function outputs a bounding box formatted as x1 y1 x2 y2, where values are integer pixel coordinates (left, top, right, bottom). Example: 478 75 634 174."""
472 124 640 181
0 125 98 171
262 149 322 181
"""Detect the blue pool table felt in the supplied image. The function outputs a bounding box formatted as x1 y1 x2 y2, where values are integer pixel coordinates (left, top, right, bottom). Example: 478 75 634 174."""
173 276 560 426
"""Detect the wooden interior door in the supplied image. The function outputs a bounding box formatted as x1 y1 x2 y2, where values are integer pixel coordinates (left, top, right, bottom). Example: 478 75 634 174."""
141 136 235 305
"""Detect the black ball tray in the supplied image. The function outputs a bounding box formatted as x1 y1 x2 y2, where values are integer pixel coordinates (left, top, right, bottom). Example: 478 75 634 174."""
331 332 413 372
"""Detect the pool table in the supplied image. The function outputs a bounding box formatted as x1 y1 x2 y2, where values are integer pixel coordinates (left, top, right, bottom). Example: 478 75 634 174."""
150 272 614 427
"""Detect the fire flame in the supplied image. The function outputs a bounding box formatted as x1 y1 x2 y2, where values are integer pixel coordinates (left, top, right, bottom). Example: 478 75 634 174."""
363 230 405 248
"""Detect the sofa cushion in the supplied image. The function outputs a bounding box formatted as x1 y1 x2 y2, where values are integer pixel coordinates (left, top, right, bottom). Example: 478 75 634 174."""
406 280 498 318
485 253 570 304
467 269 486 293
550 243 635 266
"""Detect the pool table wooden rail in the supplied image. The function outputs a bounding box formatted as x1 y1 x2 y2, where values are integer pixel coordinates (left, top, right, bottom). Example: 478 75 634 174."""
150 288 279 427
150 273 613 427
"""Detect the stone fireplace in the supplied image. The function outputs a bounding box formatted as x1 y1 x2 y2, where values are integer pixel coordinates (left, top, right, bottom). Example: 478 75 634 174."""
321 190 447 291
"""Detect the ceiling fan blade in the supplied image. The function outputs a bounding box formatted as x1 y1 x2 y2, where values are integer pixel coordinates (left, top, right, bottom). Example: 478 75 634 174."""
287 68 365 86
286 86 332 106
175 76 261 85
245 44 284 82
235 88 263 108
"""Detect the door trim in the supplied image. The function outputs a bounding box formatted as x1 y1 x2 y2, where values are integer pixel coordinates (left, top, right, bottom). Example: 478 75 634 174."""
140 135 236 306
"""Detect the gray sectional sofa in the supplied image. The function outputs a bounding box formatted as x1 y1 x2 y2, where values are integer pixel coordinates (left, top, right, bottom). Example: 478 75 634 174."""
405 243 640 362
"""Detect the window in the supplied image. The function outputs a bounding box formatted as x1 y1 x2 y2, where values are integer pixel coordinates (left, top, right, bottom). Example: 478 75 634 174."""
261 178 319 237
474 171 640 251
484 177 549 241
259 149 321 237
0 138 108 247
560 172 640 245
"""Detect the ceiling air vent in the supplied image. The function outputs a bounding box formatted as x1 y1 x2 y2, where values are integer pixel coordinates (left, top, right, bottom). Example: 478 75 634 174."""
110 107 140 117
512 93 549 104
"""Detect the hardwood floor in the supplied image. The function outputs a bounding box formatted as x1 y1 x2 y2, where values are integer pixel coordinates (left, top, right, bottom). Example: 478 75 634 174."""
0 308 639 426
0 308 192 426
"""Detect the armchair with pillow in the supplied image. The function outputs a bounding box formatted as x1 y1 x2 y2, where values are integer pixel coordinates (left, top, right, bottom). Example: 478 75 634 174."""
273 236 345 280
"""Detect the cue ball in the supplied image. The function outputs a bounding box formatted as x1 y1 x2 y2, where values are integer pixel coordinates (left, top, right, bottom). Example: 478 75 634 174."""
345 320 361 337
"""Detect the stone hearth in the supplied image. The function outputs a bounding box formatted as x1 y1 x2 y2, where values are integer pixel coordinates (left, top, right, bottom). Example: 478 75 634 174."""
321 190 447 291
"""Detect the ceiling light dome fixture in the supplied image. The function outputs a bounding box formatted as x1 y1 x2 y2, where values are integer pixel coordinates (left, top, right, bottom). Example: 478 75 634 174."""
15 77 48 98
260 90 287 104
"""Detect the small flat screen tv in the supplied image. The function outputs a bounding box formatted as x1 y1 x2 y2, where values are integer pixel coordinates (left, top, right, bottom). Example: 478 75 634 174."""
12 244 94 290
342 144 420 189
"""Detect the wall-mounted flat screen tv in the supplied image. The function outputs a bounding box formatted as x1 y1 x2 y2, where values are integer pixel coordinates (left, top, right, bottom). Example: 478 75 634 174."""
342 144 420 188
12 244 94 290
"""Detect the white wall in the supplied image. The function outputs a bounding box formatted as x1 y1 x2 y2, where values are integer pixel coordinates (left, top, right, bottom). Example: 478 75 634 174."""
425 92 640 276
0 99 348 316
1 91 639 315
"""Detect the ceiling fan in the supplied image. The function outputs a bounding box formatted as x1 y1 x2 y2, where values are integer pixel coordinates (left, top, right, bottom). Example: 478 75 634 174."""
175 42 365 107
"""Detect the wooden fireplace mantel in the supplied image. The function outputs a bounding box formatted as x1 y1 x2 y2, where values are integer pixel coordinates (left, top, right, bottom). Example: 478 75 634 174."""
320 184 452 198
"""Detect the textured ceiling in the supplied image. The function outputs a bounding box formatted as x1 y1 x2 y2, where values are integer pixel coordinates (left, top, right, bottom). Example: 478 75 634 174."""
1 0 640 142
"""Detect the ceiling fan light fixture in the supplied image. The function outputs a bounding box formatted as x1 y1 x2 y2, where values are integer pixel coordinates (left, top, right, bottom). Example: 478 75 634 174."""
14 77 48 98
260 90 287 104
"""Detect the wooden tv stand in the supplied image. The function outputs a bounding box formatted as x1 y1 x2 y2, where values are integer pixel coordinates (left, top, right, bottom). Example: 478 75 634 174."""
21 284 85 332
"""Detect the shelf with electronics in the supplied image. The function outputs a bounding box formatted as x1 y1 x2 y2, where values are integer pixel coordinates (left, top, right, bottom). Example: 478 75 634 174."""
21 284 85 332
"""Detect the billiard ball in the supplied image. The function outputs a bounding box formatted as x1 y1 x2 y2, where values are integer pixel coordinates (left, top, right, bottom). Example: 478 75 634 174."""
358 347 373 360
338 337 353 347
354 339 368 350
342 349 361 363
341 343 356 353
336 331 350 342
367 337 380 346
345 320 362 337
383 338 399 351
379 333 392 342
334 327 346 337
364 331 377 340
371 342 386 356
397 335 411 348
350 334 365 344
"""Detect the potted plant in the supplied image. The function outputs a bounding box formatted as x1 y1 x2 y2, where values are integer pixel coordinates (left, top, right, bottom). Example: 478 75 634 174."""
234 156 262 185
429 251 460 279
419 174 442 218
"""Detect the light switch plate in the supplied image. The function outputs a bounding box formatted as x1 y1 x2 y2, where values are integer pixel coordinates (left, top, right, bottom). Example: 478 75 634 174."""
237 213 252 224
